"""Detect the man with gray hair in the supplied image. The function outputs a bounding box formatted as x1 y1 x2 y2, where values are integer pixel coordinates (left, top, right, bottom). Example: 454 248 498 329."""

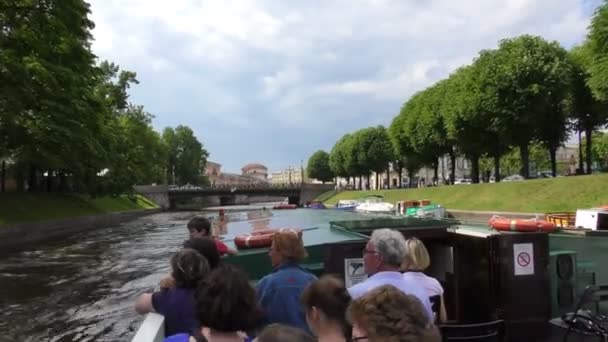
347 228 433 321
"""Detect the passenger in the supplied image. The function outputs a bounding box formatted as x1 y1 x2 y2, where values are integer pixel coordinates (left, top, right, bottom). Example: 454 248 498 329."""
183 237 222 270
254 324 316 342
300 275 351 342
159 237 222 289
135 249 209 336
402 237 447 322
187 216 237 256
164 265 261 342
347 285 441 342
256 230 317 333
347 229 433 321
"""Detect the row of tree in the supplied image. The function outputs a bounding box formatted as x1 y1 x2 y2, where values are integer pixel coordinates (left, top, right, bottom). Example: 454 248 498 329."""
308 2 608 186
0 1 208 195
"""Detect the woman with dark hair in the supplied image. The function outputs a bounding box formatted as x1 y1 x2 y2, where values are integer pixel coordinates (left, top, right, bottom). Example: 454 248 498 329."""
300 275 351 342
183 237 221 269
136 249 209 336
164 264 262 342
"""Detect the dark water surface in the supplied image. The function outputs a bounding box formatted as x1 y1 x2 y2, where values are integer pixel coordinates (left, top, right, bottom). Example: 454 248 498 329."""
0 209 365 341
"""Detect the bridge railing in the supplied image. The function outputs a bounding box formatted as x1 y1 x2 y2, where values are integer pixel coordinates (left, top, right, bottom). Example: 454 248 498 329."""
167 182 303 192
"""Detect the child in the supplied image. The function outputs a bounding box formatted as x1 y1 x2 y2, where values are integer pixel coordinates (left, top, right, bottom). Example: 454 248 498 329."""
187 216 238 256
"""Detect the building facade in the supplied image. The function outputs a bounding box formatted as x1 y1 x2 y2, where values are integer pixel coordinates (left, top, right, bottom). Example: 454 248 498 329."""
241 163 269 182
205 161 268 186
270 166 304 185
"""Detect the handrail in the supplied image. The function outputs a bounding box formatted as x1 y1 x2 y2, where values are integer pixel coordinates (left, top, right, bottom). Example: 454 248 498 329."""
131 313 165 342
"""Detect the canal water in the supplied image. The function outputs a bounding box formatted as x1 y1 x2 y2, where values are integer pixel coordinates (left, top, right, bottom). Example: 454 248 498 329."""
0 208 367 341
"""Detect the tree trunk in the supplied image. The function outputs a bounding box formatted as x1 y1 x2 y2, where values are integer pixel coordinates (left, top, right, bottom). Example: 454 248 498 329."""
493 154 501 182
1 160 5 192
28 164 37 192
471 155 480 183
367 174 371 190
46 170 52 192
441 155 446 184
386 165 390 189
398 166 403 189
519 144 530 178
585 127 593 174
578 130 584 174
433 159 439 186
358 176 362 190
407 169 415 188
449 149 456 185
550 145 557 177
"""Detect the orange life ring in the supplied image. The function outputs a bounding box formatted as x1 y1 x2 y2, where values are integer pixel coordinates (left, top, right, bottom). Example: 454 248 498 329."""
489 217 557 233
234 228 303 249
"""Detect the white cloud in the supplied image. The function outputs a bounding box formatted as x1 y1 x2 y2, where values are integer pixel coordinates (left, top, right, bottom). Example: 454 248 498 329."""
87 0 598 171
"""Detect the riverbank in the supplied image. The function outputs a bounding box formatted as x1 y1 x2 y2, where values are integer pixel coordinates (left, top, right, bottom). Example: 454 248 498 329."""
321 173 608 213
0 193 158 226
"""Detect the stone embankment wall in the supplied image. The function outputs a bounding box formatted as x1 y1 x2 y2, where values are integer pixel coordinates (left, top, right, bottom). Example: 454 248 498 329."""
0 209 161 255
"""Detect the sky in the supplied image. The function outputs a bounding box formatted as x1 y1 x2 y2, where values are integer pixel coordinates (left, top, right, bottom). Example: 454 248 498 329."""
88 0 602 174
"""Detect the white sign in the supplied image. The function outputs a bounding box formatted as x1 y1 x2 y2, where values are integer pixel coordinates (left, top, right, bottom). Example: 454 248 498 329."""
513 243 534 276
344 258 367 287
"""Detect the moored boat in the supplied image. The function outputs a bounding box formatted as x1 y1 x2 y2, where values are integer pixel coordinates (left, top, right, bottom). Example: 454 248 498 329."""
355 195 394 213
396 199 446 219
335 199 358 210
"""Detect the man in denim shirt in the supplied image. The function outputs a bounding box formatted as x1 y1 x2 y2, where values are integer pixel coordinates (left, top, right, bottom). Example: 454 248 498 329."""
256 230 317 333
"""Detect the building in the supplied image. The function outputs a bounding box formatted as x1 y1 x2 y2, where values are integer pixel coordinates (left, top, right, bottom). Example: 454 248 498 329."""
270 166 304 185
241 163 268 182
204 161 267 186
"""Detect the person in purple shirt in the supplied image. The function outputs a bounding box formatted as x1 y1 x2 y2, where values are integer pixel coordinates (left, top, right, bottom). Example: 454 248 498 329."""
135 249 210 336
347 228 434 322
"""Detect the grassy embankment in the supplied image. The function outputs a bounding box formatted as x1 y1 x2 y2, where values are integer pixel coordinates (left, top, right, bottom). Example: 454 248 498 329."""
319 173 608 213
0 193 158 226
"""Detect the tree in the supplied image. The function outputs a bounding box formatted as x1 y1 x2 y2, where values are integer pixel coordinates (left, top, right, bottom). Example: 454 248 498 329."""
478 35 573 178
569 44 608 174
163 126 208 185
354 126 394 189
586 1 608 101
329 134 352 186
307 150 334 183
1 0 106 192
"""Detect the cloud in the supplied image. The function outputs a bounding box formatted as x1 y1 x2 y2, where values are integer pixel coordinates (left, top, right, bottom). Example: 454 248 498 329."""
88 0 598 172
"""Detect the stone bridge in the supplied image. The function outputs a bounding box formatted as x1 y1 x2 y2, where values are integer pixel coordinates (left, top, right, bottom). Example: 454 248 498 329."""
134 183 335 210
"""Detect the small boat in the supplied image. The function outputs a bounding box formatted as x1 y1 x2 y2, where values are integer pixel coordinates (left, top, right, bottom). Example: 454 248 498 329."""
273 203 298 210
307 202 326 209
355 195 394 213
396 200 446 219
335 199 358 211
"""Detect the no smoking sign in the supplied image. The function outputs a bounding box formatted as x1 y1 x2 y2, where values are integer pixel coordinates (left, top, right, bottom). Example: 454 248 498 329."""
513 243 534 276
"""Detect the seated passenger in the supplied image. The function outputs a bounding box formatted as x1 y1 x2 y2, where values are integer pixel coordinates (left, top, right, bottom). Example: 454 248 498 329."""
256 230 317 333
254 324 315 342
164 265 261 342
347 285 441 342
347 229 433 322
187 216 237 256
135 249 209 336
159 237 222 289
402 237 447 322
300 275 351 342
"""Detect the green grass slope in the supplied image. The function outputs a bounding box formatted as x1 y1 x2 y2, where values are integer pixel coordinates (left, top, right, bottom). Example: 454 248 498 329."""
322 173 608 213
0 193 157 226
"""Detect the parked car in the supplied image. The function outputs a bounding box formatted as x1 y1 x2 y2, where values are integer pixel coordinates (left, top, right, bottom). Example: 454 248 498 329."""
502 174 525 182
454 178 472 185
537 171 555 178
